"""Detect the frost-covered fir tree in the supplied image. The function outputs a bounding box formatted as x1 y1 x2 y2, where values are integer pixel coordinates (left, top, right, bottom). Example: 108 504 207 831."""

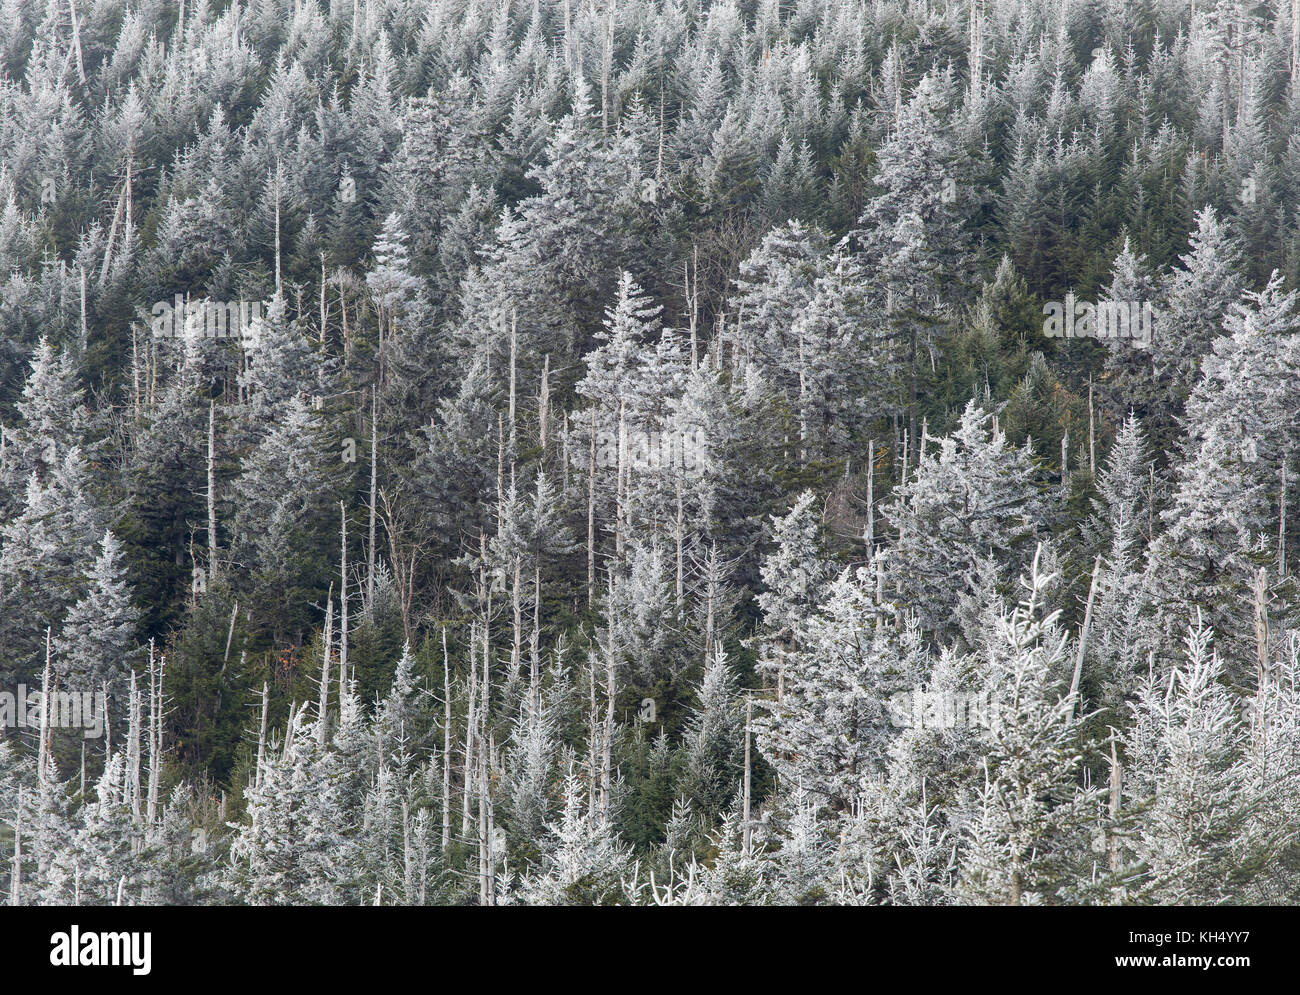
1146 206 1245 444
1144 272 1300 674
852 72 972 449
0 447 103 682
227 710 360 906
513 762 637 906
676 646 744 828
952 557 1102 906
882 400 1047 643
1084 414 1157 707
1118 620 1293 904
0 337 91 519
229 394 338 641
52 531 140 697
757 569 918 812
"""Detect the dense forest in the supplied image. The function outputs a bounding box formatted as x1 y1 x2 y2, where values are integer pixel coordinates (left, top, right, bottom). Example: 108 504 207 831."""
2 0 1300 905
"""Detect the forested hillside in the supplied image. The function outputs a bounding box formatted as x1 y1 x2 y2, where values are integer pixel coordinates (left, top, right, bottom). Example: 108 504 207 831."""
3 0 1300 905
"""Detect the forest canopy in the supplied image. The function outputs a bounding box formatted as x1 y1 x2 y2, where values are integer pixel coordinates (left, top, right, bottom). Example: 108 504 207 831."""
1 0 1300 906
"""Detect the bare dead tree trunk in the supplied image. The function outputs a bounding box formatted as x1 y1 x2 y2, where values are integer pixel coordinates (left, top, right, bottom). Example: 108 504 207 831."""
68 0 86 84
704 543 718 662
511 559 522 679
1107 735 1122 875
221 605 237 666
145 649 163 826
207 400 218 576
508 310 518 443
78 267 87 353
1061 431 1069 492
368 387 378 609
340 272 350 366
901 427 909 494
480 594 492 722
798 325 809 463
562 0 572 72
256 682 269 791
539 354 550 451
588 408 597 605
1292 0 1299 84
127 669 141 822
496 415 505 521
1280 462 1289 579
865 440 874 553
38 631 52 777
616 400 627 561
102 679 111 760
478 735 496 906
1254 567 1271 696
10 785 22 905
1069 556 1102 717
587 654 599 814
442 628 452 851
339 503 348 704
675 443 684 606
462 624 476 838
317 586 334 747
478 744 488 904
687 247 699 369
602 633 615 822
530 566 542 719
743 697 752 856
131 324 141 419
